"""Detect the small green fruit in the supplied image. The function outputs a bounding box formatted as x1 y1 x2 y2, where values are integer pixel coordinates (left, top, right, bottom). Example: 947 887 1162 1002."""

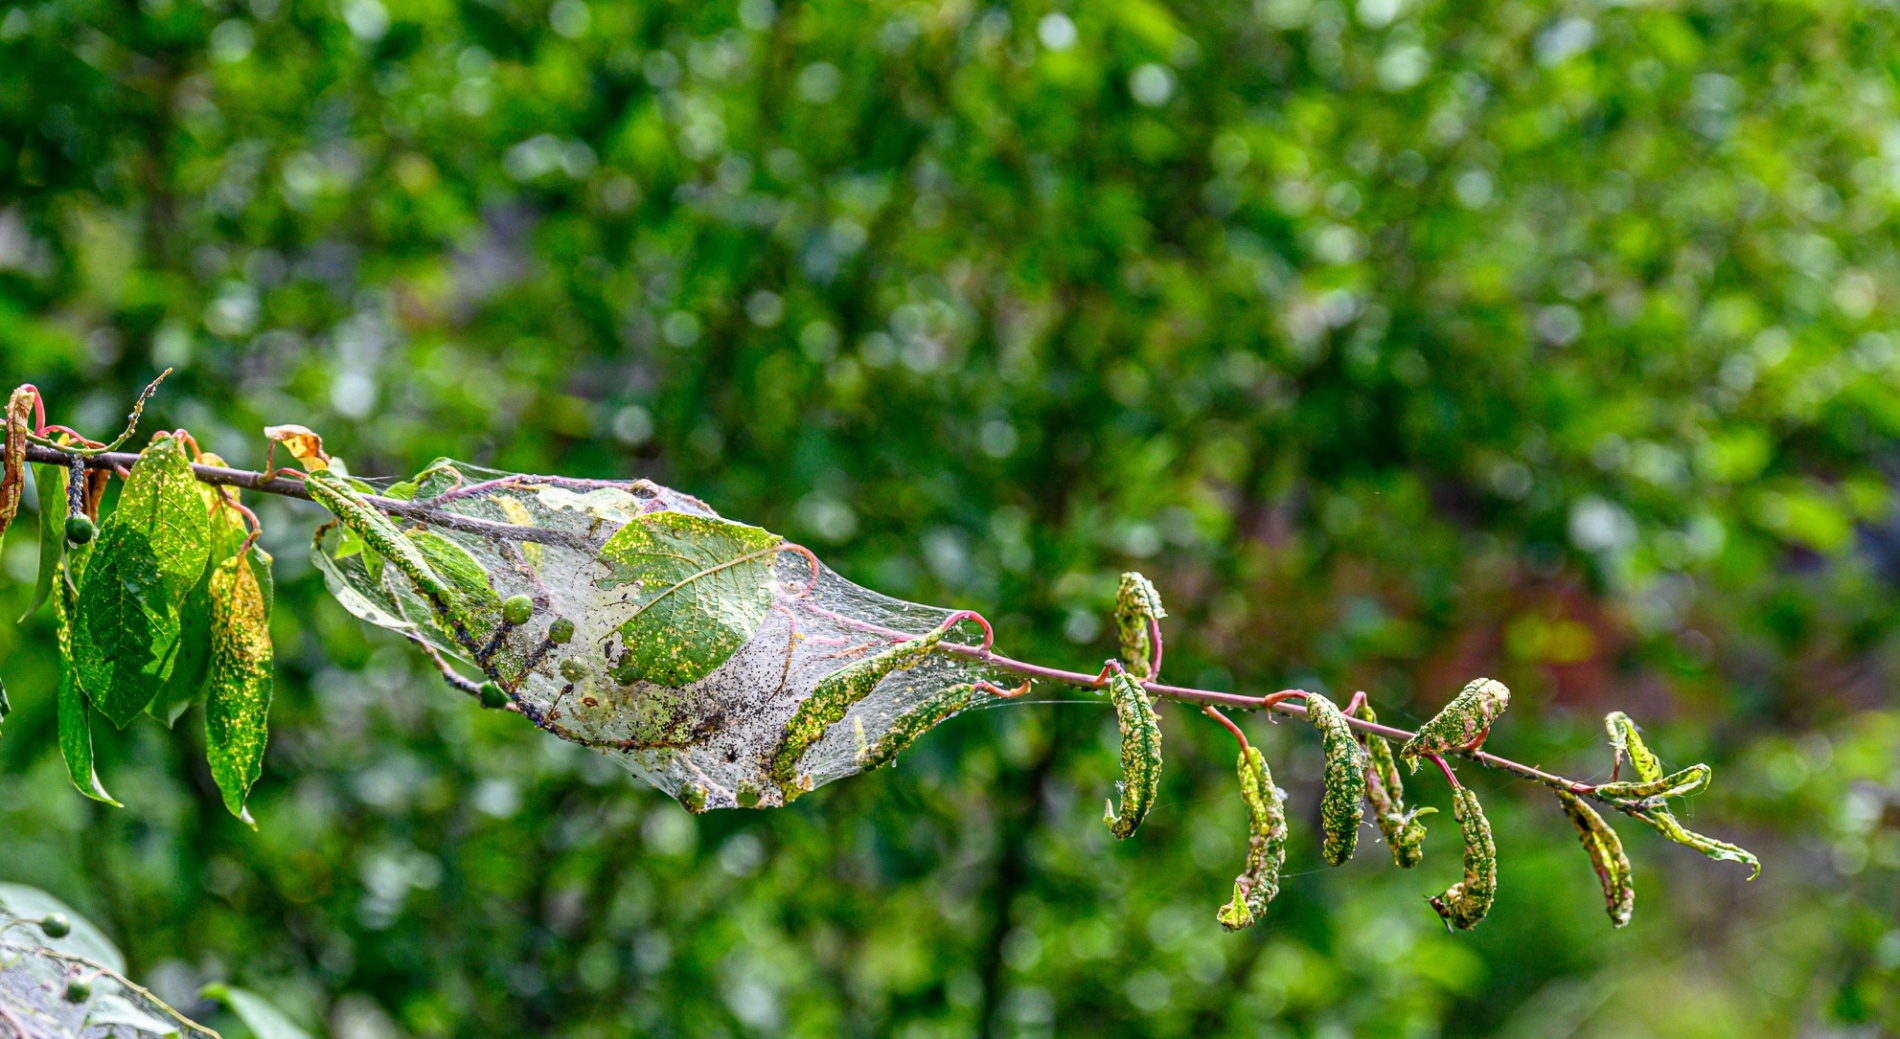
64 979 91 1003
64 515 94 545
502 594 534 626
680 784 708 814
736 782 762 808
558 658 587 682
479 682 509 709
40 913 70 939
547 617 575 644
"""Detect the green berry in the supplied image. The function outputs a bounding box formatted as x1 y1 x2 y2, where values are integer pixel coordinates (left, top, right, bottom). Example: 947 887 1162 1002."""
479 682 509 709
610 662 639 686
736 782 762 808
64 979 91 1003
547 617 575 644
64 515 94 545
40 913 70 939
558 658 587 682
680 784 708 814
502 594 534 626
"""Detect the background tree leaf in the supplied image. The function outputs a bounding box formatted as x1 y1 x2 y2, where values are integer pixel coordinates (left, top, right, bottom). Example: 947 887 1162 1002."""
73 435 211 728
594 512 782 688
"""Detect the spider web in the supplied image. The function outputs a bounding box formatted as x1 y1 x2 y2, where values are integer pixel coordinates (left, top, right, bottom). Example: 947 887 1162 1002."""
312 460 1012 811
0 886 217 1039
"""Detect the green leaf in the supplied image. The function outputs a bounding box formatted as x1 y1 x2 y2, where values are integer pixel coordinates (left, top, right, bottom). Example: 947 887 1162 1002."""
87 994 184 1037
406 529 501 639
771 627 947 791
73 434 212 729
205 549 274 825
595 511 783 688
54 542 119 805
19 462 65 622
199 984 315 1039
0 881 127 972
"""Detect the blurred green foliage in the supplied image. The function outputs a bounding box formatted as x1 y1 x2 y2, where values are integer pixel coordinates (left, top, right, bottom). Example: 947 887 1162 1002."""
3 0 1900 1034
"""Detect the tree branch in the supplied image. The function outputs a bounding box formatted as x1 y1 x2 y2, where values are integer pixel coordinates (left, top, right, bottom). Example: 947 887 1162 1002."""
2 439 1621 811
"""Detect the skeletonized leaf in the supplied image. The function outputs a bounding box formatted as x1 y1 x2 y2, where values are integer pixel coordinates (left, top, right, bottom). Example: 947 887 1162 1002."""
772 627 945 791
1305 692 1365 865
74 434 212 728
205 548 274 825
1114 571 1166 681
1218 745 1287 931
1557 789 1634 928
20 463 65 622
1352 700 1434 869
595 511 783 688
1400 678 1510 768
1429 786 1496 931
1103 668 1163 839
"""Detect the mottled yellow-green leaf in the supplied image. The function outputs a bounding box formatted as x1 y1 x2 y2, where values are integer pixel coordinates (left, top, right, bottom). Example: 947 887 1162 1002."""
1557 789 1633 928
1218 745 1286 931
1306 692 1365 865
1103 668 1163 840
1632 808 1760 880
771 628 946 790
855 682 976 771
205 549 274 825
1604 710 1663 783
1429 786 1495 931
151 493 249 727
74 434 213 729
596 511 783 688
1400 678 1510 768
1593 763 1711 806
1114 572 1166 680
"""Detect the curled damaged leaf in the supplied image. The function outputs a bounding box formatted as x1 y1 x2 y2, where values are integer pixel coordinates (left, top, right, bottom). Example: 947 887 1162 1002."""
1599 711 1759 879
1114 571 1166 681
0 386 30 544
1429 786 1496 931
1401 678 1510 768
1593 763 1712 806
1305 692 1365 866
1104 667 1162 839
1352 700 1434 869
262 423 331 471
1218 745 1286 931
1557 789 1633 928
855 682 977 772
771 627 945 794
